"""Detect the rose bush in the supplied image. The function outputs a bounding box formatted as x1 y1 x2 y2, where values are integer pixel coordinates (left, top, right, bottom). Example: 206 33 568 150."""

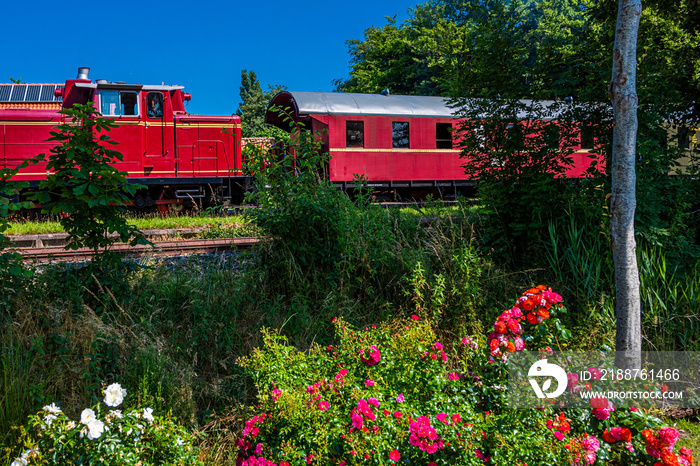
235 286 694 466
11 382 200 465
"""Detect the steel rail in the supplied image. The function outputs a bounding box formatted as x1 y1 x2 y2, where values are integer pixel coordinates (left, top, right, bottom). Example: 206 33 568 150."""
15 237 260 263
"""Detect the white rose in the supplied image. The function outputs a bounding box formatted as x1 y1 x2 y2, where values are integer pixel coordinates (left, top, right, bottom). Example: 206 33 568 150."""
43 403 62 414
86 419 105 440
143 407 154 423
80 408 96 425
103 383 127 408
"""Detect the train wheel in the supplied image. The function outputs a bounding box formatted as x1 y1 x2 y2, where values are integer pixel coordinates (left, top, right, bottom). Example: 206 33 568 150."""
156 188 186 216
156 202 185 216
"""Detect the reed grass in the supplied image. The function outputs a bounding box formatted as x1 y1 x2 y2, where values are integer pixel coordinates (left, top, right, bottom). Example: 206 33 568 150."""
639 245 700 351
544 212 700 351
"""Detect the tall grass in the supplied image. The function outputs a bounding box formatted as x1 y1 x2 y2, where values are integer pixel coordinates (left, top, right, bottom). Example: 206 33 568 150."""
544 212 700 351
0 330 36 449
639 245 700 351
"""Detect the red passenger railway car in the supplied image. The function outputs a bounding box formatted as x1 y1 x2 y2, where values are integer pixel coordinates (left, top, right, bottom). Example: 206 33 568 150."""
265 91 600 197
0 68 244 211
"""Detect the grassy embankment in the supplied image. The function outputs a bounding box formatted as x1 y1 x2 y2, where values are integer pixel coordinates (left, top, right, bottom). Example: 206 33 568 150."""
5 213 256 238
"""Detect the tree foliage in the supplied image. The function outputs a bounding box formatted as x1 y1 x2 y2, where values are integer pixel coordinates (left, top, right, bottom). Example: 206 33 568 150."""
237 69 289 141
31 103 149 263
338 0 699 103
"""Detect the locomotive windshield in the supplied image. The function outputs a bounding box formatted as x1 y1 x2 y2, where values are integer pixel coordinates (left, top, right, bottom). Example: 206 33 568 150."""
99 90 139 116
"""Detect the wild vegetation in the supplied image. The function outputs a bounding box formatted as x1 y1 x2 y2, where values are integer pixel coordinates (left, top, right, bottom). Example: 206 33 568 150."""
2 0 699 464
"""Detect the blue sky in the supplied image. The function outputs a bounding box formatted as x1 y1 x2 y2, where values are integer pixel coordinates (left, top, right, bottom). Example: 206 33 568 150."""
3 0 413 116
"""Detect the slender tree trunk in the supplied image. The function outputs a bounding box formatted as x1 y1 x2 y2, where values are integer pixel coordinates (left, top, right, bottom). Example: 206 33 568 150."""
609 0 642 369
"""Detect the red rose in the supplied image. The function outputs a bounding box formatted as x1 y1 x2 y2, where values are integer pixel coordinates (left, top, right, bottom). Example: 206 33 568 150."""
389 449 400 461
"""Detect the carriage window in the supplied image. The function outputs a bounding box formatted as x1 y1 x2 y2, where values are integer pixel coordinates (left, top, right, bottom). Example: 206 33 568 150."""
436 123 452 149
392 122 409 148
678 127 691 150
147 92 164 119
474 125 485 148
580 123 594 150
346 121 364 148
99 90 139 116
544 124 560 149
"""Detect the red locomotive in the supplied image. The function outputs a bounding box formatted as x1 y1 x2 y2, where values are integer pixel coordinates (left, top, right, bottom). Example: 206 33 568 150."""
0 67 243 212
265 91 601 198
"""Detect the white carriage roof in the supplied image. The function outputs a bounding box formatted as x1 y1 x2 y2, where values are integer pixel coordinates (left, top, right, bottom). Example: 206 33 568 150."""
267 91 579 121
274 91 457 118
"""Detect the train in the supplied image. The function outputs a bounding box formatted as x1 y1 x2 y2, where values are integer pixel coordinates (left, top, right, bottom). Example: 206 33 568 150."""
1 68 625 210
0 67 243 213
264 91 605 199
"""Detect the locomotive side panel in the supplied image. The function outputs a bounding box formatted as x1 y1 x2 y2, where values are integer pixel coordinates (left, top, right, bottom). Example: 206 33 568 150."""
175 117 196 177
0 112 60 183
107 120 144 177
174 115 240 178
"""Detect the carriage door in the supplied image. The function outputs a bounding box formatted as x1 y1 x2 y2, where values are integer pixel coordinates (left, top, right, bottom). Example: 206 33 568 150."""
144 92 166 172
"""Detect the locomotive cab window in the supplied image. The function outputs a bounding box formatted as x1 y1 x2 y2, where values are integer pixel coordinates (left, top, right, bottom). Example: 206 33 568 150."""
147 92 164 119
99 90 139 117
392 122 409 148
346 121 364 148
436 123 452 149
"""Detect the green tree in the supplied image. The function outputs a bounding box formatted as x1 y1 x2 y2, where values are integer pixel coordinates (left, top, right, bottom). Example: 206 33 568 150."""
237 69 289 141
587 0 700 258
336 0 593 99
334 15 447 95
31 103 149 265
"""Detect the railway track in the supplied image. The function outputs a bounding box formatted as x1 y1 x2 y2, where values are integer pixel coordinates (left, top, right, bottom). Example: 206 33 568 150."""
13 237 259 263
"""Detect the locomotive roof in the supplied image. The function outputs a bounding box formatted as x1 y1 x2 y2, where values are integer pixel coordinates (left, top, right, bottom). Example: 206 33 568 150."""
73 82 184 91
